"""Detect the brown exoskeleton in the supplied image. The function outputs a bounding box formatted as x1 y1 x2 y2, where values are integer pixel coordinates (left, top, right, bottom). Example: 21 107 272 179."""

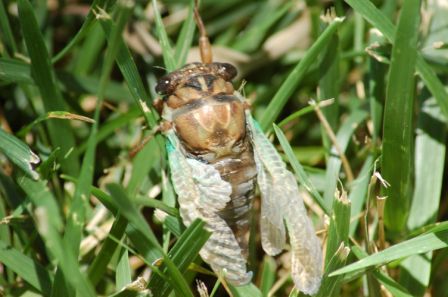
155 1 322 294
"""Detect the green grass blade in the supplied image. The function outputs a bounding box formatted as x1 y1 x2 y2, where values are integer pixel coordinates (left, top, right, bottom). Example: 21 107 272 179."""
17 174 96 297
401 98 446 295
351 246 414 297
277 105 317 128
325 191 351 267
345 0 448 119
98 16 158 129
318 192 351 296
273 124 329 214
148 219 210 297
381 0 421 232
348 155 374 236
156 214 184 238
17 0 79 175
0 128 40 180
51 0 113 63
72 22 105 75
116 248 132 289
330 226 448 276
0 58 32 84
0 240 53 295
174 0 195 68
412 106 447 203
259 256 276 297
232 1 292 52
110 290 152 297
76 108 140 154
135 195 179 217
151 0 176 72
323 109 368 209
106 184 195 297
88 216 128 286
0 58 134 102
98 10 166 199
316 243 350 297
259 17 343 131
63 1 131 283
0 0 17 54
126 137 161 196
230 283 263 297
318 32 340 130
17 111 94 138
399 254 431 296
367 29 387 144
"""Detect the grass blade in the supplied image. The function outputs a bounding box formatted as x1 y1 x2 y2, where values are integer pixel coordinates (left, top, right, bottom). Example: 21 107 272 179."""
351 246 414 297
316 243 350 297
98 15 158 129
408 98 446 230
174 0 196 68
17 0 79 175
148 219 210 297
106 183 195 297
0 128 40 180
17 174 96 297
323 109 368 209
325 191 351 267
88 216 128 286
330 226 448 276
273 124 329 214
116 248 132 289
232 1 292 52
0 0 17 54
381 0 421 232
348 155 374 236
400 98 446 295
230 283 263 297
0 240 53 295
345 0 448 119
151 0 175 72
51 0 113 63
259 256 276 297
259 17 343 131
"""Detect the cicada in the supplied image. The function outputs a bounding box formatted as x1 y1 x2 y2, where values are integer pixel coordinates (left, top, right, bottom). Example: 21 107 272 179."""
155 3 322 295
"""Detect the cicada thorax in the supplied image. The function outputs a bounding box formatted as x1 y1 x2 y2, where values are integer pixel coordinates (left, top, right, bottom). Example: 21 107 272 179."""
157 62 257 256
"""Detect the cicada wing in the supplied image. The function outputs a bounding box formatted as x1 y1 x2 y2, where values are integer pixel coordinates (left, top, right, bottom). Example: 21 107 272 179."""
253 152 286 256
166 131 252 285
285 187 323 295
247 114 322 295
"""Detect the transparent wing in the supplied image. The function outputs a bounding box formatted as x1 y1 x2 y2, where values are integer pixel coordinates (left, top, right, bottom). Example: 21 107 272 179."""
246 113 322 295
166 131 252 285
253 152 287 256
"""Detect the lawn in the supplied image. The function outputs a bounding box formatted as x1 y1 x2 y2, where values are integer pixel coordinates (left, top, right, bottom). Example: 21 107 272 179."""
0 0 447 296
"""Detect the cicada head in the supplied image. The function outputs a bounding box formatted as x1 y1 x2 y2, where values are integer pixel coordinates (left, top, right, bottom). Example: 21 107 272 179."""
155 62 237 98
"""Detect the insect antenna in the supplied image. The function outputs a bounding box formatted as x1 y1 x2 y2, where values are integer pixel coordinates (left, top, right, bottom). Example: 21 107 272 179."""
194 0 213 64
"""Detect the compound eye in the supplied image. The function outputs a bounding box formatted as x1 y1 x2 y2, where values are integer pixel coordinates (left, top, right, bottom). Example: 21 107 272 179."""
217 63 237 81
155 77 172 95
